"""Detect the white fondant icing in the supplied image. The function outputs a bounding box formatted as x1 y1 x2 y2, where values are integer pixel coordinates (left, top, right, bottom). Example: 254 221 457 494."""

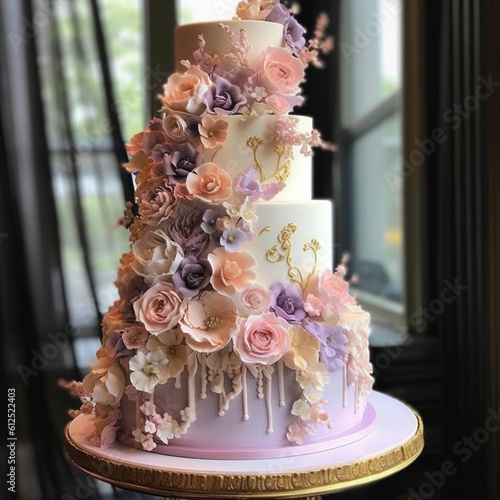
202 115 313 202
242 200 334 286
175 20 285 72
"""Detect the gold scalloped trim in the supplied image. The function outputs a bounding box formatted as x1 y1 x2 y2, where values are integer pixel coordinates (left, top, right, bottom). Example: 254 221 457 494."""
64 414 424 499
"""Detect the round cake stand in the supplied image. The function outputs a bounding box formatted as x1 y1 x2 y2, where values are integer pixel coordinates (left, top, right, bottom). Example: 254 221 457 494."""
64 391 423 499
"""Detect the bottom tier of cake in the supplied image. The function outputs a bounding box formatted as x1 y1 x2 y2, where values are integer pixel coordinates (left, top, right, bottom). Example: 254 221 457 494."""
118 360 376 460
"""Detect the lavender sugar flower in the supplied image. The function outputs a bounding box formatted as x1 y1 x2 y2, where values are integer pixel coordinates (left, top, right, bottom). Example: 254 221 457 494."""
152 143 203 183
270 282 307 323
220 227 251 252
204 76 247 115
172 256 212 299
264 3 306 52
305 320 348 372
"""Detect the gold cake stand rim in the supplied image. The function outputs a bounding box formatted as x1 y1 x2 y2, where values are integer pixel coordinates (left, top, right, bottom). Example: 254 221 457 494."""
64 407 424 498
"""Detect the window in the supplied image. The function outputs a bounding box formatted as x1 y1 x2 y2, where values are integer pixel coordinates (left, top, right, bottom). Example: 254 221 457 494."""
177 0 239 24
37 0 143 343
338 0 405 335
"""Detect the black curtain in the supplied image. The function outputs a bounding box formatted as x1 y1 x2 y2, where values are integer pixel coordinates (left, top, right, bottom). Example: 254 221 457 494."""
0 0 138 498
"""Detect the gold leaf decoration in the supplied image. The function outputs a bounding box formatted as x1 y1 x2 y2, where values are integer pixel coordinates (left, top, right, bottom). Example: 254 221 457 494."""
266 225 322 289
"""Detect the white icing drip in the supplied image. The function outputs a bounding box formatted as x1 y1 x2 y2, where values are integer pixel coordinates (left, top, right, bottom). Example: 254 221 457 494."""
277 360 285 407
343 364 348 407
262 366 274 434
187 351 198 422
200 353 207 399
242 364 249 420
227 365 243 402
257 366 264 399
175 374 181 389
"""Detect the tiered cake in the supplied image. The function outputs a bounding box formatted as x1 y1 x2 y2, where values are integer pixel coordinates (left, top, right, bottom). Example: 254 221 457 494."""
68 0 374 460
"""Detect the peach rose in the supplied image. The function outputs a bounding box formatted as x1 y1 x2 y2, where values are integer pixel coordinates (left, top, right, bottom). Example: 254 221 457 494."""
186 162 232 202
133 282 183 335
240 284 272 315
233 313 290 365
208 247 256 295
258 47 304 96
179 291 237 352
161 66 212 115
236 0 275 20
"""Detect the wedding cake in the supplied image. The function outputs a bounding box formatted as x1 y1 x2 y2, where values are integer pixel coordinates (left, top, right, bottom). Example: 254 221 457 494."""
66 0 375 460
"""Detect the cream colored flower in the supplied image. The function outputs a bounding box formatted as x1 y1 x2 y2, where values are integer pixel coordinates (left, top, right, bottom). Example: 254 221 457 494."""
282 325 320 371
146 329 188 379
82 357 126 407
129 350 169 393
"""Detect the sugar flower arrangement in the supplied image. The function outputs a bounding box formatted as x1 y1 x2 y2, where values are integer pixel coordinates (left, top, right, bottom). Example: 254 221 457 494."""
63 0 372 451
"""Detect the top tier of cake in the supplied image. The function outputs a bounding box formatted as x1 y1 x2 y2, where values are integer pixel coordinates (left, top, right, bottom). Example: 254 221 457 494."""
166 20 316 202
175 20 285 72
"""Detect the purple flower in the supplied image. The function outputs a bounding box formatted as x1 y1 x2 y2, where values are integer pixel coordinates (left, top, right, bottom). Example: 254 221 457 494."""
172 256 212 299
204 76 247 115
265 4 306 52
152 143 204 183
201 207 225 235
220 227 251 252
305 321 348 372
186 116 202 140
166 202 210 257
105 330 134 359
261 181 286 201
270 282 307 323
234 167 263 201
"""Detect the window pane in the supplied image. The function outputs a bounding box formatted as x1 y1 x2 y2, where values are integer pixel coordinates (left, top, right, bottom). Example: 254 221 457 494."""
349 112 403 302
37 0 143 331
340 0 402 126
176 0 239 24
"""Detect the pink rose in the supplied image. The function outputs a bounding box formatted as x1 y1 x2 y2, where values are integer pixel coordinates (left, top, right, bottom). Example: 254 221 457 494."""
233 313 290 365
265 94 292 114
258 47 304 97
161 67 212 115
304 269 356 320
186 162 232 202
133 282 183 335
179 291 237 353
208 247 256 295
240 284 271 315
